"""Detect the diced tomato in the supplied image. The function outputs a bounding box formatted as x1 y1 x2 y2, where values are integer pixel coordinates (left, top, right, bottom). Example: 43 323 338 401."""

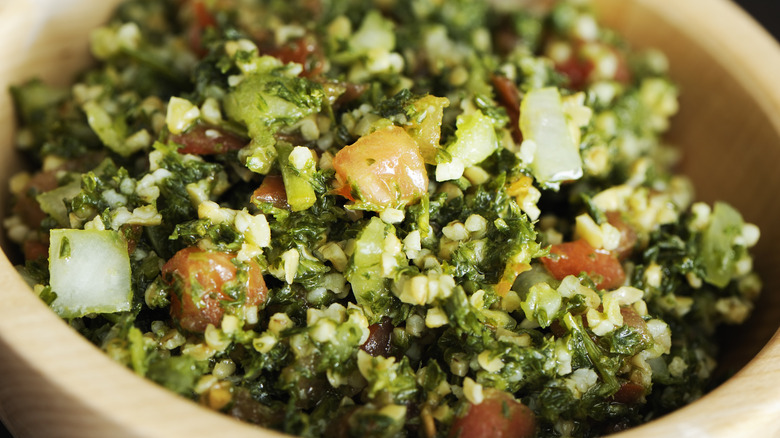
612 381 645 404
162 247 266 333
555 54 595 91
186 0 217 57
187 25 206 57
491 74 523 144
604 43 632 84
332 126 428 209
23 239 49 261
333 81 370 108
554 42 631 89
266 36 325 77
493 19 520 57
192 0 217 28
549 319 568 338
620 307 652 344
361 317 394 357
449 389 536 438
120 224 143 255
620 306 644 330
168 124 248 155
251 174 290 210
228 387 283 427
541 239 625 290
605 211 637 260
12 171 58 227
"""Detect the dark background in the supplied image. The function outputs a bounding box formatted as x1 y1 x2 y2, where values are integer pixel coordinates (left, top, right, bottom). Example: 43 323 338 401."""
0 1 777 438
737 0 780 39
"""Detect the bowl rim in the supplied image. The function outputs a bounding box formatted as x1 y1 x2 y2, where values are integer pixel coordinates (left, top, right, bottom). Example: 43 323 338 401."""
0 0 779 437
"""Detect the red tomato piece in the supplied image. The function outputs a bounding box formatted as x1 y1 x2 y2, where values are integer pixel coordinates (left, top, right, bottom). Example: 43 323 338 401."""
13 171 58 227
449 389 536 438
332 126 428 209
333 81 370 108
186 0 217 57
554 42 631 89
360 317 393 357
252 174 290 210
605 211 638 260
612 381 645 404
609 45 632 84
192 0 217 28
169 124 248 155
541 239 626 290
491 74 523 144
120 224 143 255
162 247 266 333
620 307 652 346
266 36 325 77
23 239 49 262
619 306 646 331
555 55 595 91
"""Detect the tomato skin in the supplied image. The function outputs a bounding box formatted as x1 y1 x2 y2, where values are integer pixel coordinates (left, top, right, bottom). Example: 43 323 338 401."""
252 174 290 210
23 239 49 261
186 0 217 57
192 0 217 28
13 171 57 227
266 36 325 77
361 317 393 357
620 307 648 334
553 42 631 90
332 126 428 209
169 124 248 155
449 390 536 438
541 239 626 290
162 247 266 333
555 55 595 91
612 381 645 404
120 224 143 255
606 211 637 260
491 74 523 144
333 81 369 108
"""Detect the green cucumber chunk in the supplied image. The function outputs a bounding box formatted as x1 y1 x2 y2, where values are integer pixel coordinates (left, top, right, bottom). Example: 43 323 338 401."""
49 229 132 318
520 86 583 189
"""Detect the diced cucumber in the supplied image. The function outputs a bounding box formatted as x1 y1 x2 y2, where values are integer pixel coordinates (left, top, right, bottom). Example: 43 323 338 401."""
224 63 323 175
520 87 583 189
406 95 449 164
276 142 316 211
349 10 396 53
49 229 132 318
700 202 744 288
448 110 498 166
520 283 562 328
240 132 278 175
224 69 323 137
10 79 68 124
82 100 143 157
436 109 498 181
346 217 391 309
36 178 82 227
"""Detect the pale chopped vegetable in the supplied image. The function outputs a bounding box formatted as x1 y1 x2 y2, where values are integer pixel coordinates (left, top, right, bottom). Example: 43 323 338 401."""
48 229 132 318
520 86 583 189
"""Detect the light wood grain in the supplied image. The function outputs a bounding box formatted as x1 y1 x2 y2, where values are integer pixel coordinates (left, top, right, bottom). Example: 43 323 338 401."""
0 0 778 437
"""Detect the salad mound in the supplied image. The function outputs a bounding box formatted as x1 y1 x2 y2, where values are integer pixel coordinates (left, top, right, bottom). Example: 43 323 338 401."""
4 0 761 437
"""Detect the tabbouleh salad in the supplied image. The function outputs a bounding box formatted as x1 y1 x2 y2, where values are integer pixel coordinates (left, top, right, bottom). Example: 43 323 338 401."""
4 0 762 436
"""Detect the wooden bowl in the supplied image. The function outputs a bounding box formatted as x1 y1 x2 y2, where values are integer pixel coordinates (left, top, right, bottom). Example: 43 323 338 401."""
0 0 778 436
